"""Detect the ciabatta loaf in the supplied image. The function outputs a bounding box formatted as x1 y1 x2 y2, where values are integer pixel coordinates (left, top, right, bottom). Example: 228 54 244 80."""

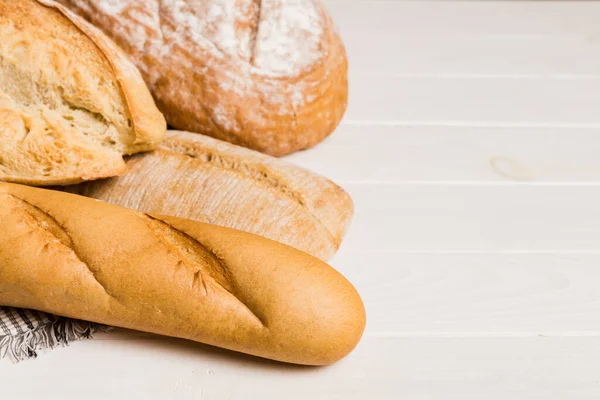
67 131 353 260
0 183 365 365
0 0 166 185
57 0 348 156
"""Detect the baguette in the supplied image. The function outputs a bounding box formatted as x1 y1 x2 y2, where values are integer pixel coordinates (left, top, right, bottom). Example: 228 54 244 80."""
0 0 166 186
57 0 348 156
66 130 353 261
0 183 365 365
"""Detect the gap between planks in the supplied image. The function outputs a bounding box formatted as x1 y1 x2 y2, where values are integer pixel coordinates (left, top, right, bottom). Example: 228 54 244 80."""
350 73 600 79
339 121 600 129
90 331 600 341
329 181 600 187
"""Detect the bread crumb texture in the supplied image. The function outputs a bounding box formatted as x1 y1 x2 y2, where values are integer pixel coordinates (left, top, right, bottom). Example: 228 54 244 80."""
0 0 165 185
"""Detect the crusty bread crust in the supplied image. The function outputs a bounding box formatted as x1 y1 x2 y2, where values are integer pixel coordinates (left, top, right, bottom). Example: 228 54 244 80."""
0 0 166 185
66 130 353 260
40 0 166 153
58 0 348 156
0 183 365 365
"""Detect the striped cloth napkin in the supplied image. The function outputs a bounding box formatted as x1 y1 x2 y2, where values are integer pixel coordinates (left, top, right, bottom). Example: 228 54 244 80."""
0 307 106 362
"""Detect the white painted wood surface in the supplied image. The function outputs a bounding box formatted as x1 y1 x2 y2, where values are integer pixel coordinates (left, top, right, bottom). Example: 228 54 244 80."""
4 1 600 398
287 125 600 182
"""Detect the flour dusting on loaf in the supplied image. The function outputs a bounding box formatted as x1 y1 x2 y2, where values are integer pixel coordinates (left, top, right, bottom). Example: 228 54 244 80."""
170 0 257 63
69 0 324 77
94 0 126 15
252 0 324 75
66 130 354 260
58 0 348 156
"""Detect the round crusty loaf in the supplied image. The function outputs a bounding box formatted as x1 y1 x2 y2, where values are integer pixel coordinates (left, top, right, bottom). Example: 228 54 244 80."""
0 0 166 185
57 0 348 156
0 183 365 365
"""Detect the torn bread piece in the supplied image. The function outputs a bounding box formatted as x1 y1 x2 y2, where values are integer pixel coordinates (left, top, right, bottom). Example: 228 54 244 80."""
0 0 166 185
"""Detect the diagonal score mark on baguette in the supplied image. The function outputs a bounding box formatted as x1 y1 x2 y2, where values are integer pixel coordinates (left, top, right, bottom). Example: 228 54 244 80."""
159 136 339 246
139 214 267 329
7 194 115 299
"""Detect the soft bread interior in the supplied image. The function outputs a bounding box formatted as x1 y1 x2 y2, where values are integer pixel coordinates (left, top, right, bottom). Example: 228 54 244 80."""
0 0 143 184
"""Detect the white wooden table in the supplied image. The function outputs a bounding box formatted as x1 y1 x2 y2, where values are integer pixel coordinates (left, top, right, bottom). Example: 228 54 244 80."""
4 1 600 398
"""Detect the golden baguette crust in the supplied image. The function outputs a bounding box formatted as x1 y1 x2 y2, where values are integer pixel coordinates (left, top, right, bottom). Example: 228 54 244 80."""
57 0 348 156
0 0 166 185
66 130 353 260
0 183 365 365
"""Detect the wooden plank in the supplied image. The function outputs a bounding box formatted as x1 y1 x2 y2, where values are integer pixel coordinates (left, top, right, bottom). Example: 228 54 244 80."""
344 33 600 77
323 0 600 75
332 252 600 334
325 1 600 35
341 184 600 252
286 125 600 183
3 335 600 399
344 76 600 125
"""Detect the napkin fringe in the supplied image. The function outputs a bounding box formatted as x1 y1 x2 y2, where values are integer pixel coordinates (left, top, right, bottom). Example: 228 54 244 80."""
0 317 107 362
